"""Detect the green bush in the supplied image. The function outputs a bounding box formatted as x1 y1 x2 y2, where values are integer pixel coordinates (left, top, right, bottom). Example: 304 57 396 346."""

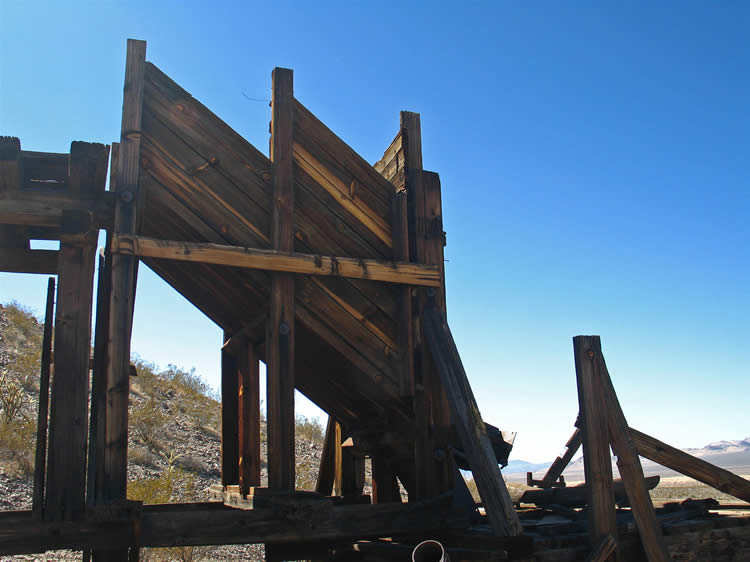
295 415 324 444
130 397 169 450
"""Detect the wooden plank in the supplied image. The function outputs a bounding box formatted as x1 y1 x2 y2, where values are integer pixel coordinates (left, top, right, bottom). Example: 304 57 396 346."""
0 191 114 231
237 335 261 495
267 66 296 491
630 427 750 502
0 497 471 554
538 428 582 488
45 243 97 520
0 248 57 274
393 190 414 397
572 336 617 552
293 99 394 224
400 112 423 172
372 451 401 503
588 336 670 562
316 416 341 496
585 535 617 562
104 38 146 506
32 277 55 518
341 445 365 499
220 331 239 486
87 249 111 508
422 305 522 536
519 475 660 508
111 234 440 286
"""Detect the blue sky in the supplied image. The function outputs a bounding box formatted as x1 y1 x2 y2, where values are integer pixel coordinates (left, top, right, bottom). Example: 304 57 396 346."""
1 1 747 463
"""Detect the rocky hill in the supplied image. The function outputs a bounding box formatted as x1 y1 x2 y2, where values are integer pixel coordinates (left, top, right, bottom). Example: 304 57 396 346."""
0 301 328 561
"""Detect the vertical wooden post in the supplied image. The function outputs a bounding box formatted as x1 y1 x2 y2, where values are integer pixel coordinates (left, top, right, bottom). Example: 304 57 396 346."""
0 137 28 251
87 143 118 508
372 452 401 503
392 189 414 398
104 39 146 506
267 67 295 491
32 277 55 518
238 336 261 494
221 332 240 486
573 336 617 554
593 338 670 562
45 141 107 521
402 111 453 500
341 445 365 499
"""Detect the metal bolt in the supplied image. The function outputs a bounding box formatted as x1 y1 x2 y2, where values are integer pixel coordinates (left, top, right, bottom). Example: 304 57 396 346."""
119 191 134 203
279 322 290 335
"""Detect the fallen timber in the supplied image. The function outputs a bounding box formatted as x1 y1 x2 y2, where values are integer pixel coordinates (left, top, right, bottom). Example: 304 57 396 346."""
2 39 749 561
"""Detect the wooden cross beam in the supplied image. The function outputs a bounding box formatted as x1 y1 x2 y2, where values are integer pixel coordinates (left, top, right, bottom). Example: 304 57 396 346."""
110 234 441 287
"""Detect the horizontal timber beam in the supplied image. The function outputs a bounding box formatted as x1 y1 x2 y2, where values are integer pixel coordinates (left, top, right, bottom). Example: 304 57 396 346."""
0 191 114 231
0 495 471 554
111 234 441 287
0 248 58 274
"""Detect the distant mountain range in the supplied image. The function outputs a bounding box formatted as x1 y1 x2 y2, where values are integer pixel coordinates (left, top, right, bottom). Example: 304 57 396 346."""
504 437 750 482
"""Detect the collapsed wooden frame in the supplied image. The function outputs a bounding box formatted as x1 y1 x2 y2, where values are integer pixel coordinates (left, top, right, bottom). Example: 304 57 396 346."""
525 335 750 562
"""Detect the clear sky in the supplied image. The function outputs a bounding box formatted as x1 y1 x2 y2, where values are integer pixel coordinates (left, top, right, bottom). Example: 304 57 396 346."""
1 1 747 463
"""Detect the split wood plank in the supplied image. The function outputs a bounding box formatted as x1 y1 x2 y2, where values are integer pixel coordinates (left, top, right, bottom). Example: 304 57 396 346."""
0 248 57 274
220 330 239 486
630 427 750 503
104 38 146 506
316 416 342 496
588 336 670 562
572 336 617 551
237 336 261 495
267 66 296 491
422 304 522 536
32 277 55 518
110 234 440 286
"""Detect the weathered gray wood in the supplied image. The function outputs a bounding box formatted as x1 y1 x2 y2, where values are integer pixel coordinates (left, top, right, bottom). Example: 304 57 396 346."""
267 67 296 491
519 475 660 508
32 277 55 518
631 427 750 502
590 337 670 562
104 39 146 509
237 335 261 494
422 304 522 536
45 243 96 520
572 336 617 555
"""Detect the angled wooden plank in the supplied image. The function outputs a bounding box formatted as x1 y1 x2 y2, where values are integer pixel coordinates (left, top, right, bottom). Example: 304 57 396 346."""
315 416 340 496
630 427 750 502
572 336 617 554
111 234 440 286
589 337 670 562
267 66 295 491
538 428 582 488
32 277 55 518
104 39 146 509
422 304 522 536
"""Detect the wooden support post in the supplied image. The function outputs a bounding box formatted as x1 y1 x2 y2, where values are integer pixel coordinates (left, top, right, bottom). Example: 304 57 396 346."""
586 337 671 562
267 66 295 491
45 141 108 521
372 452 401 503
221 330 239 487
630 427 750 503
572 336 617 555
341 445 366 500
31 277 55 518
237 335 261 495
402 112 454 501
316 416 342 496
104 39 146 508
392 189 414 397
422 304 522 536
0 137 29 254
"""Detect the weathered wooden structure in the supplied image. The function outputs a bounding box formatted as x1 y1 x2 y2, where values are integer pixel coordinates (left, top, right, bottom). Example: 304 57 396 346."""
1 39 749 561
